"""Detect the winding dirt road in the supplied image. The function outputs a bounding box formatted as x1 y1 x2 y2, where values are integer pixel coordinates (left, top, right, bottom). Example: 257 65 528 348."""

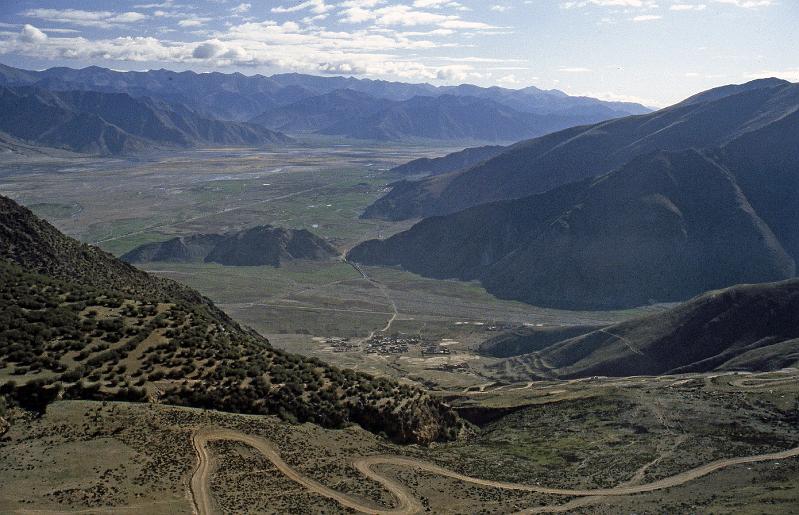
189 428 799 515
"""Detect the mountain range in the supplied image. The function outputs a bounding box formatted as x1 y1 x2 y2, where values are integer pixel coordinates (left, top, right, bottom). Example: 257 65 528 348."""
0 63 649 122
250 91 645 142
349 78 799 309
0 85 290 155
122 225 339 267
0 63 650 145
0 195 463 443
488 279 799 379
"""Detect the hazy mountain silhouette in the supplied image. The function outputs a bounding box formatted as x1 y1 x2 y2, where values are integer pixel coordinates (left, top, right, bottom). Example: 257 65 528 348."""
0 62 650 127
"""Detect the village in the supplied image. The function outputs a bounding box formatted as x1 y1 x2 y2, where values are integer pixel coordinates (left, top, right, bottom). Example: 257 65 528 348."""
323 334 453 356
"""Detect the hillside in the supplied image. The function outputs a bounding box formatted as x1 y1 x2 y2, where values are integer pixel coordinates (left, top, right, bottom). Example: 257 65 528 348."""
0 196 463 444
348 148 797 309
122 226 339 266
490 280 799 379
389 145 506 176
479 325 601 358
120 234 225 264
364 78 796 220
0 86 290 155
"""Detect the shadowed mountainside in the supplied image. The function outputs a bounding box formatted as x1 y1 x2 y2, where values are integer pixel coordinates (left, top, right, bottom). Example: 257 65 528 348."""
349 147 797 309
490 280 799 379
0 86 290 155
389 145 506 176
365 78 795 220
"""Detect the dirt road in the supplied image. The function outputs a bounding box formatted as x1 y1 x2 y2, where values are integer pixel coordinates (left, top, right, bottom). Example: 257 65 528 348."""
343 258 400 339
190 427 799 515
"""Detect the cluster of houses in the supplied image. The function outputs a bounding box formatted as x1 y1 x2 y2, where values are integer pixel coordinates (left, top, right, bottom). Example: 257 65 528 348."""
421 345 451 356
365 334 421 354
324 333 458 358
324 337 358 353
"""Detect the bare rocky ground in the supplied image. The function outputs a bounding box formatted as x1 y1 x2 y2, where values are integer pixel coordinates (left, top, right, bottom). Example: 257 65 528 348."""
1 370 797 514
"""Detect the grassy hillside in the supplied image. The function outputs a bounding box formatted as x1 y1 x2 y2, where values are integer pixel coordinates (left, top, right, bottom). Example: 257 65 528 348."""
0 195 464 444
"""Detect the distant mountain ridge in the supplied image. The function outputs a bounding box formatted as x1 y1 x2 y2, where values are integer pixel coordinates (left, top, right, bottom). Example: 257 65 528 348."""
122 226 339 267
0 85 290 155
0 63 650 124
364 78 795 220
251 92 646 143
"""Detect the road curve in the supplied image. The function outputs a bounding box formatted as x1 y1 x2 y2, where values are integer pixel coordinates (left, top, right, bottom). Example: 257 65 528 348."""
190 429 418 515
190 427 799 515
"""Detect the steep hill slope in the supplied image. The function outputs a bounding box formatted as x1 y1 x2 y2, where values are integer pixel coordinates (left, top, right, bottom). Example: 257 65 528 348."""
0 86 290 155
389 145 505 176
122 226 339 266
205 226 339 266
348 148 797 309
491 280 799 379
479 325 601 358
0 196 463 443
365 78 795 220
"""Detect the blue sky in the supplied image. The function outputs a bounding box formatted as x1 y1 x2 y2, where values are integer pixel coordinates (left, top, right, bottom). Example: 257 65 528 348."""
0 0 796 106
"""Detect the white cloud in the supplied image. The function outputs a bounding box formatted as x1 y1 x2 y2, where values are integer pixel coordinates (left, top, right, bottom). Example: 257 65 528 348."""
21 9 148 29
192 40 225 58
19 24 48 44
272 0 333 14
562 0 655 8
632 14 662 21
232 3 251 14
714 0 772 7
670 3 707 10
178 18 212 27
559 66 592 73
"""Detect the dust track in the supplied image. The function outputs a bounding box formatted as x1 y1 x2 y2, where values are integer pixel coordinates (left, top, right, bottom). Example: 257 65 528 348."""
343 258 399 339
190 427 799 515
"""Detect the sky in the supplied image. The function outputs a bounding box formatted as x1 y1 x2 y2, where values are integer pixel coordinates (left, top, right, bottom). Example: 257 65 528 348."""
0 0 796 107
